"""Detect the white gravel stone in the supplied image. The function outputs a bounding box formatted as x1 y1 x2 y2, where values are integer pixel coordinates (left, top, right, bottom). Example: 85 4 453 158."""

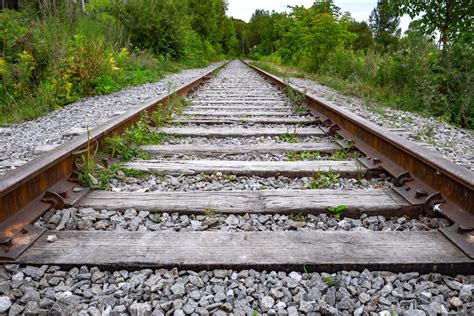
0 296 11 313
46 234 58 243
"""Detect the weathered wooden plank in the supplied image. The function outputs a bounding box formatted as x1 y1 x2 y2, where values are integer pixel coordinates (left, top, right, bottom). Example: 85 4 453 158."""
140 142 339 156
77 189 416 216
156 127 325 137
187 106 292 111
123 160 366 177
14 231 472 273
193 100 286 104
183 111 295 116
174 117 316 125
194 96 281 100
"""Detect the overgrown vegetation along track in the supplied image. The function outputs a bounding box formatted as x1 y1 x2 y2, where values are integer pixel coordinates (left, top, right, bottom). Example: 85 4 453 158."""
0 60 473 314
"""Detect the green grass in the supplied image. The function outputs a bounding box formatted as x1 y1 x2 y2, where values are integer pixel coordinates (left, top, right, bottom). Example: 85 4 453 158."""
286 151 320 161
250 61 290 78
288 214 306 222
322 276 336 284
306 170 340 189
105 115 169 162
278 132 298 143
249 60 473 131
0 52 195 126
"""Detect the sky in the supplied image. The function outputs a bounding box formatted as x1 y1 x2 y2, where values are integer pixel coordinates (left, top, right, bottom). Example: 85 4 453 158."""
227 0 411 33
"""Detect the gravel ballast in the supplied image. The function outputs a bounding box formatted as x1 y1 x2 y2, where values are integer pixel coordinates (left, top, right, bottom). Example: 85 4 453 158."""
108 173 392 192
0 264 472 315
35 207 450 233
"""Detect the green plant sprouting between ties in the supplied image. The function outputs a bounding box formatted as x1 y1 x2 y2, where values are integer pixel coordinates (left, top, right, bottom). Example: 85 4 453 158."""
306 170 340 189
327 204 346 219
286 151 320 161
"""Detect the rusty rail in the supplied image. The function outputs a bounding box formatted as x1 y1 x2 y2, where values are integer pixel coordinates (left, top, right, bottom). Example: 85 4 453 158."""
243 60 474 258
0 61 230 258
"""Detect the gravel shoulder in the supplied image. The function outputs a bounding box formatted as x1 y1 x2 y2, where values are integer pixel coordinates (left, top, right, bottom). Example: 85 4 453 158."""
0 265 472 315
289 77 474 171
0 62 225 177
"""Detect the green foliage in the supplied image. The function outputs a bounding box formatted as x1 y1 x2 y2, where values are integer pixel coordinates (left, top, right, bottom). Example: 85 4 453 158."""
250 61 290 78
322 276 336 284
303 265 310 276
278 2 355 72
77 129 102 189
286 151 320 161
119 167 147 178
369 0 401 52
327 140 355 161
0 1 237 125
328 149 350 161
306 170 340 189
288 214 306 222
102 0 187 59
348 20 373 52
149 213 162 224
105 115 164 162
242 0 472 128
151 88 189 127
284 79 306 112
327 204 346 219
391 0 472 49
278 132 298 143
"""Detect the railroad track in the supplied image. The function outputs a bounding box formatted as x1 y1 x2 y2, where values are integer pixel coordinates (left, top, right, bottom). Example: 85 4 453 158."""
0 60 472 314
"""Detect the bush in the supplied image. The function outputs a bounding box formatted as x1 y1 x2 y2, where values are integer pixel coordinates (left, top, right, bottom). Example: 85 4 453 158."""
0 0 236 126
320 49 364 80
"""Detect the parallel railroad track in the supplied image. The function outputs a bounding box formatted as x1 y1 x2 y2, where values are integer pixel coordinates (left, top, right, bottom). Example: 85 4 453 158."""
0 60 472 314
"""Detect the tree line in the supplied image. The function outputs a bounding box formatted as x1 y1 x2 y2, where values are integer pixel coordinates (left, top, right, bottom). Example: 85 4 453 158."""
1 0 472 128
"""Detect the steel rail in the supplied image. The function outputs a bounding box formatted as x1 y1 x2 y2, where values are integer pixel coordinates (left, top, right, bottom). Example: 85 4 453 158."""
243 60 474 258
0 61 230 258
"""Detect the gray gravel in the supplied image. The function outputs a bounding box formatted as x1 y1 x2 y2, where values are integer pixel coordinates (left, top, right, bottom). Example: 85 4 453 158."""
142 151 356 162
0 62 225 177
36 208 450 233
108 173 391 193
289 78 474 171
161 136 325 146
0 264 472 315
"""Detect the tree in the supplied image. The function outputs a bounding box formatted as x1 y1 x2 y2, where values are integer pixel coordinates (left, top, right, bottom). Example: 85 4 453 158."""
278 3 355 71
348 20 373 52
391 0 473 50
369 0 400 51
188 0 228 49
0 0 19 10
232 18 250 55
247 9 273 55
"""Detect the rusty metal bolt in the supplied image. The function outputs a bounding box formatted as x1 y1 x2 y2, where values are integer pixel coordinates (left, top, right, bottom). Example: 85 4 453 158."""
415 190 428 199
0 237 12 246
373 157 382 164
